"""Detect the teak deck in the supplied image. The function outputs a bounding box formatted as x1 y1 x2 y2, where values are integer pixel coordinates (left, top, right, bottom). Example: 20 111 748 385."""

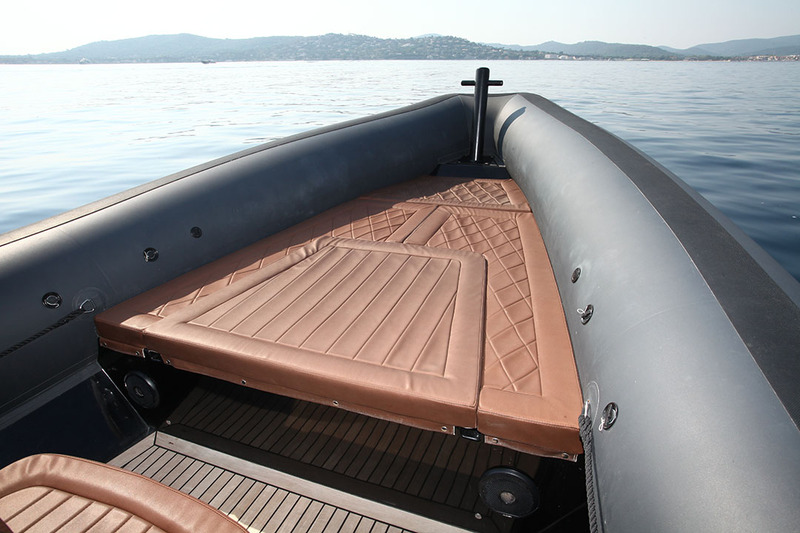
96 175 583 459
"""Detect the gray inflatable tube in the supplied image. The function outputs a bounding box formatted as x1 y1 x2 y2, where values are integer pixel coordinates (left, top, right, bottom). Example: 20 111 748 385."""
491 93 800 532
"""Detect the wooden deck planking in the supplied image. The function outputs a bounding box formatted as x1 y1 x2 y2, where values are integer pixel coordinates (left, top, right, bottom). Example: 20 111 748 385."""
158 377 547 531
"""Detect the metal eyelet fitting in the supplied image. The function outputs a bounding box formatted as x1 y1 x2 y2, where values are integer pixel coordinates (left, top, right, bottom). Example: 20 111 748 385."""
42 292 62 309
143 248 159 262
571 267 581 283
599 402 619 431
578 304 594 324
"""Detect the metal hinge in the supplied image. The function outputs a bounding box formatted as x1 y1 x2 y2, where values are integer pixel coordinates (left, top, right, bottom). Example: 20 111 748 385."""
458 427 484 442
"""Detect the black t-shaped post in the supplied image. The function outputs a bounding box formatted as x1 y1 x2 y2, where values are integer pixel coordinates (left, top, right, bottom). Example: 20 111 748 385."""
462 67 503 163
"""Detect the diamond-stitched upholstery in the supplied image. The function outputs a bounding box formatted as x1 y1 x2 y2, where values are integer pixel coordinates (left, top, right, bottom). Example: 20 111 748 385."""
96 199 423 351
96 175 582 457
151 199 417 318
367 175 530 210
417 207 583 456
425 210 542 395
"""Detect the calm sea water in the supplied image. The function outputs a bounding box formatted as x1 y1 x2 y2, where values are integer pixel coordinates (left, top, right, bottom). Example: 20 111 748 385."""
1 61 798 280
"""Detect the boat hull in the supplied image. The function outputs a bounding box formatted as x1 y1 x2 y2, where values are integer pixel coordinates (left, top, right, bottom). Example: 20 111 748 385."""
1 92 799 531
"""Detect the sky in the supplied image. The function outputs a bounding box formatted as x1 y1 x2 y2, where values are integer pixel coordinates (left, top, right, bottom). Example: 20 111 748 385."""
2 0 798 55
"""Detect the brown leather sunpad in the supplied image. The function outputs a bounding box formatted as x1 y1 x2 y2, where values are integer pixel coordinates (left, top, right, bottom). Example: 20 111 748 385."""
95 198 431 351
97 175 583 457
144 236 486 431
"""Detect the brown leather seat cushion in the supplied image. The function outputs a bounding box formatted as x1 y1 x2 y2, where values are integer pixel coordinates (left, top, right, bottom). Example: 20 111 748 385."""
365 175 531 211
143 236 486 432
96 176 583 458
0 454 245 533
401 205 584 457
95 198 434 354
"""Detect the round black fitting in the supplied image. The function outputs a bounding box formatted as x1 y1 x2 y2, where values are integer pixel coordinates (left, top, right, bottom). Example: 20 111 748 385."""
143 248 159 262
124 371 160 409
479 467 540 518
190 226 203 238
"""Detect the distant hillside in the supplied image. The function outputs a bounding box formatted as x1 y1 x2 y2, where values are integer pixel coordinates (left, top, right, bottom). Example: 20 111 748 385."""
3 33 797 64
663 35 800 56
498 34 800 58
519 40 679 59
0 34 545 63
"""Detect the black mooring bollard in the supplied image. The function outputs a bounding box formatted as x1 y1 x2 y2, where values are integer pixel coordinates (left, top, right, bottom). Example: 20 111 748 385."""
461 67 503 163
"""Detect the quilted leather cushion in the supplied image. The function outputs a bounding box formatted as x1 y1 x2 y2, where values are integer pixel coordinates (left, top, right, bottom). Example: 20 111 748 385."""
0 454 245 533
143 236 487 431
406 206 584 457
366 175 531 211
95 198 430 353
